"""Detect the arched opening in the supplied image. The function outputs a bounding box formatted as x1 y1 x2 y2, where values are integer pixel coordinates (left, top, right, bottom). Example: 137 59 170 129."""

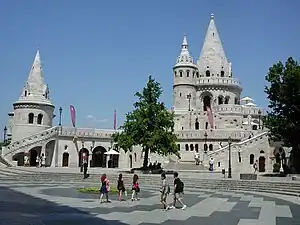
234 97 239 105
260 150 265 154
220 71 225 77
192 71 195 78
177 144 180 151
218 96 224 105
12 152 25 166
29 148 39 166
259 156 266 172
196 72 199 78
174 71 177 77
195 119 199 130
179 71 183 77
91 146 106 168
24 90 27 97
238 152 241 162
224 97 230 104
252 125 258 130
250 154 254 164
185 144 189 151
203 95 211 111
204 144 208 152
28 113 34 124
134 153 137 162
205 122 208 130
195 144 199 152
37 114 43 125
209 144 213 151
206 70 210 77
45 140 55 166
129 155 133 168
190 144 194 151
78 148 89 168
186 70 190 77
62 152 69 167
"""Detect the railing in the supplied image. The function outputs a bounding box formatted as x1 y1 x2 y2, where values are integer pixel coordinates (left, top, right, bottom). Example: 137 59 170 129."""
207 131 268 157
174 129 243 140
196 77 242 88
60 127 120 138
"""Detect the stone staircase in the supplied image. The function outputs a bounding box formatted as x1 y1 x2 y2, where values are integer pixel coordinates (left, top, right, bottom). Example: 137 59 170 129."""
1 168 300 197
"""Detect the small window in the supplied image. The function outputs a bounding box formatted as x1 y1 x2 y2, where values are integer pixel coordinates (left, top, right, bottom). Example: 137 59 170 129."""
179 93 182 97
185 144 189 151
196 72 199 78
209 144 213 151
37 114 43 125
206 70 210 77
174 71 177 77
195 119 199 130
179 71 183 77
205 122 208 130
187 70 190 77
220 71 225 77
24 90 27 97
28 113 34 124
192 71 195 78
250 154 254 164
190 144 194 151
195 144 199 152
177 144 180 151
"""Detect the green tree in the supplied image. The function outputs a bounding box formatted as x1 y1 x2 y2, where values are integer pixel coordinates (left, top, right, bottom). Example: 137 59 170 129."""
112 75 179 169
264 57 300 172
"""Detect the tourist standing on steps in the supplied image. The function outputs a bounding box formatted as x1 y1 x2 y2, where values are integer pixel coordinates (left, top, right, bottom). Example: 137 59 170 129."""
83 159 88 179
169 172 187 210
99 174 110 203
131 174 140 201
160 173 170 210
253 160 258 173
117 173 126 201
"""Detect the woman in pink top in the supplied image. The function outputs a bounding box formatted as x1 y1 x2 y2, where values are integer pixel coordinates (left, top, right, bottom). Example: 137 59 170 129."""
131 174 140 201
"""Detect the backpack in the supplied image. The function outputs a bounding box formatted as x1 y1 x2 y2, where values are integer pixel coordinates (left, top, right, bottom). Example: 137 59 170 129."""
177 178 184 192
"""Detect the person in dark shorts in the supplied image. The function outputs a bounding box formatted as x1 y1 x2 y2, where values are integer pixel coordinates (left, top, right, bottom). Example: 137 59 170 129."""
99 174 110 203
169 172 186 210
117 173 126 201
131 174 140 201
160 172 170 210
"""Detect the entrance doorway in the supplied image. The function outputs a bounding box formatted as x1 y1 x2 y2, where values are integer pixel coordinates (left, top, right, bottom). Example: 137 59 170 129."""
91 146 106 167
259 156 265 172
12 152 25 166
62 152 69 167
29 149 38 166
78 148 89 167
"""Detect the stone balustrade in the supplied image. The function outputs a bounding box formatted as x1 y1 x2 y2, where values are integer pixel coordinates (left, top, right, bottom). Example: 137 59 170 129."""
174 130 243 140
60 127 119 138
196 77 242 89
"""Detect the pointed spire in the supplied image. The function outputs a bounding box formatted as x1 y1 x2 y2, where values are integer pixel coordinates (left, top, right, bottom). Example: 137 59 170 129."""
16 50 53 106
197 14 230 77
175 34 194 65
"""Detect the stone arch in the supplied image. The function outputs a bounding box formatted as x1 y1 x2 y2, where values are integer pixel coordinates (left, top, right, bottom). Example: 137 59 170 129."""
195 119 199 130
179 70 183 77
12 152 24 166
186 70 190 77
190 144 194 151
37 114 43 125
206 70 210 77
62 152 69 167
195 144 199 152
218 96 224 105
28 113 34 124
204 144 208 152
259 156 266 172
201 92 213 111
91 146 106 168
45 140 55 167
28 146 41 166
185 144 189 151
224 96 230 104
250 154 254 164
209 144 213 151
79 148 90 167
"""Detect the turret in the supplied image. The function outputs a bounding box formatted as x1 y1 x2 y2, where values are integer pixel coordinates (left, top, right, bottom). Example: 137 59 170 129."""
11 50 55 141
173 35 198 111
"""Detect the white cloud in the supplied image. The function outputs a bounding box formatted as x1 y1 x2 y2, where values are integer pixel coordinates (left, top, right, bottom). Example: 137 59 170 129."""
86 115 108 123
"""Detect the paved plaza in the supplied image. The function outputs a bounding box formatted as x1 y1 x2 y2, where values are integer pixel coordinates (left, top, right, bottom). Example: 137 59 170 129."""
0 181 300 225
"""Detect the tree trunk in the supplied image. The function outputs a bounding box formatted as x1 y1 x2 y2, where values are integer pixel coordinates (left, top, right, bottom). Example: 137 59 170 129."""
143 148 149 169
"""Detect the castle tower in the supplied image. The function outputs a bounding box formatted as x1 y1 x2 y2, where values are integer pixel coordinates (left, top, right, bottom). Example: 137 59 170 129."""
196 14 242 111
173 35 198 111
11 50 55 142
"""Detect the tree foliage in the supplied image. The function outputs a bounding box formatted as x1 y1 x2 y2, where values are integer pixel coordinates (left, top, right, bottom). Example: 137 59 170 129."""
112 75 179 168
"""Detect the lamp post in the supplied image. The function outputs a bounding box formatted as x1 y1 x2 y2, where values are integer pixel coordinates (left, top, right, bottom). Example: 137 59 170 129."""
59 107 63 126
258 109 261 129
204 131 208 153
3 126 7 144
228 136 232 178
187 94 191 111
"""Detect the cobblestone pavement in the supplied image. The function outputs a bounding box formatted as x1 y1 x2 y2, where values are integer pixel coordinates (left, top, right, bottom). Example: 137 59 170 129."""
0 181 300 225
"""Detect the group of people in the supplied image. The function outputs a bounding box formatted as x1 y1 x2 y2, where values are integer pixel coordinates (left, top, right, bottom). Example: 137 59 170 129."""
98 172 187 210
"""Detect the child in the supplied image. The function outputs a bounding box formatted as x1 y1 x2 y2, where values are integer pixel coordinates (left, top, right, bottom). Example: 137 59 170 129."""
169 172 186 210
99 174 110 203
117 173 126 201
160 173 170 210
131 174 140 201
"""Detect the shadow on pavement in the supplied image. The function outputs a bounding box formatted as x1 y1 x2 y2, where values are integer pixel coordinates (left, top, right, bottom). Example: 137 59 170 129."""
0 187 127 225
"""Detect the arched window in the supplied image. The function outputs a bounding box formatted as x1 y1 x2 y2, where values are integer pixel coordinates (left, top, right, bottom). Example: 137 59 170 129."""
204 144 208 152
37 114 43 125
206 70 210 77
24 90 27 97
203 96 211 111
174 71 177 77
238 152 241 162
177 144 180 151
195 119 199 130
205 122 208 130
186 70 190 77
179 93 182 97
220 71 225 77
250 154 254 164
190 144 194 151
192 71 195 78
28 113 34 124
195 144 199 152
185 144 189 151
209 144 213 151
134 153 137 162
218 96 224 105
196 72 199 78
224 97 230 104
234 97 239 104
179 71 183 77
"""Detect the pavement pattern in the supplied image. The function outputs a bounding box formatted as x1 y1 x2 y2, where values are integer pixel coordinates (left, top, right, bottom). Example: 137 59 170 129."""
0 181 300 225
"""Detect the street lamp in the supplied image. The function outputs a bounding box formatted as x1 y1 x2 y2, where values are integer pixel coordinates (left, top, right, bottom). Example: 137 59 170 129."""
228 136 232 178
59 107 63 126
258 110 261 129
204 131 208 153
187 94 191 111
3 126 7 143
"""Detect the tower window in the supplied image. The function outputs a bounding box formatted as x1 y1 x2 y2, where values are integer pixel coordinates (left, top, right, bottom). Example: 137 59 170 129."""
195 119 199 130
190 144 194 151
179 93 182 97
205 122 208 130
177 144 180 151
174 71 177 77
24 90 27 97
185 144 189 151
218 96 224 105
209 144 213 151
225 96 230 104
195 144 199 152
37 114 43 125
220 71 225 77
186 70 190 77
206 70 210 77
192 71 195 78
28 113 34 124
196 72 199 78
179 71 183 77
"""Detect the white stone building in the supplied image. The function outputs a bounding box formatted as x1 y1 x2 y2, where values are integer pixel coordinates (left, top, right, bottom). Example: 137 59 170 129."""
1 14 276 173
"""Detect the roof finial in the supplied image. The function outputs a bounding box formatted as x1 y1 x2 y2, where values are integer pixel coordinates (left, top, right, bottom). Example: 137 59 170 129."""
210 13 214 19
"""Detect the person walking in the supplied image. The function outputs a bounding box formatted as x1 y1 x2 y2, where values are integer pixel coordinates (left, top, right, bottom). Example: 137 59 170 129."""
117 173 126 201
253 160 258 173
169 172 186 210
131 174 140 201
99 174 110 203
160 173 170 210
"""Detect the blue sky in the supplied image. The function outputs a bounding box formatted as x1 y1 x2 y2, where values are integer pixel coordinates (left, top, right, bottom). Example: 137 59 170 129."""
0 0 299 134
